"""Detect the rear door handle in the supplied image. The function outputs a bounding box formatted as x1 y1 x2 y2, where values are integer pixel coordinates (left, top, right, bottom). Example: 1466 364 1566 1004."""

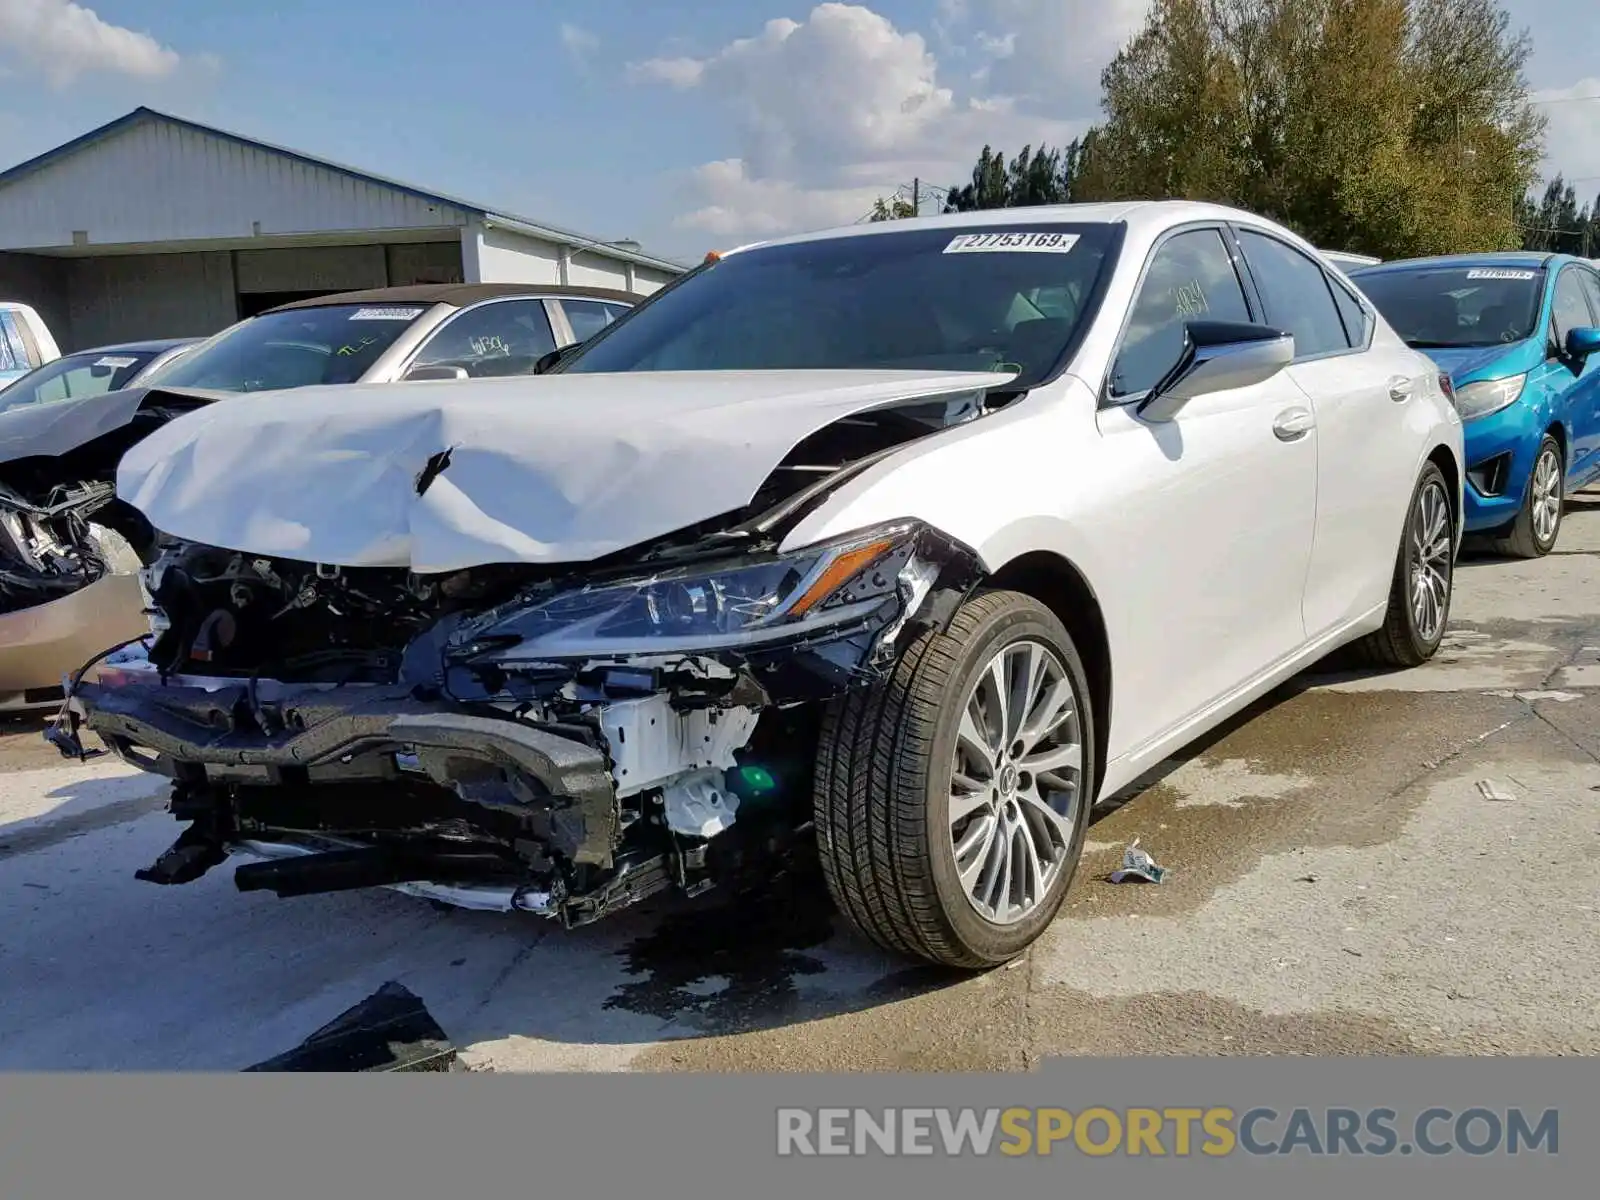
1272 406 1315 441
1387 376 1413 401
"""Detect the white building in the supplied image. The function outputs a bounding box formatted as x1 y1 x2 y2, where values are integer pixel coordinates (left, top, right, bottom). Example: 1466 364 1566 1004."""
0 107 683 351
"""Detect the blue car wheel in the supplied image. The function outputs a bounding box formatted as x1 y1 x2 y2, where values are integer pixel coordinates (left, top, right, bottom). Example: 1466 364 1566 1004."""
1492 433 1563 558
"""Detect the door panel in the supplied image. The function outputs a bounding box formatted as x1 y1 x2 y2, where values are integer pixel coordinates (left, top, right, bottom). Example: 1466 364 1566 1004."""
1234 229 1417 636
1290 347 1425 634
1551 266 1600 480
1095 383 1316 742
1566 267 1600 484
1097 224 1317 737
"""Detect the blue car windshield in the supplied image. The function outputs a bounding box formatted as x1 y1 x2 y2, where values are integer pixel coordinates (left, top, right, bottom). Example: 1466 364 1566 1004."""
1355 266 1545 349
561 224 1121 390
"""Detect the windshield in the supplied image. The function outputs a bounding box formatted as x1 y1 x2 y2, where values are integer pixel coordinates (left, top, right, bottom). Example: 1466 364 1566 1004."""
0 348 162 414
562 223 1121 388
143 303 432 392
1354 266 1545 349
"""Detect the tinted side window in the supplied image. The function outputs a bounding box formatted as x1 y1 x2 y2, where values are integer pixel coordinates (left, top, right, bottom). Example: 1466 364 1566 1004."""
1553 268 1596 342
1330 276 1371 347
0 312 27 370
601 303 631 323
1237 230 1348 357
413 299 558 378
1111 228 1252 397
562 299 619 342
1578 270 1600 331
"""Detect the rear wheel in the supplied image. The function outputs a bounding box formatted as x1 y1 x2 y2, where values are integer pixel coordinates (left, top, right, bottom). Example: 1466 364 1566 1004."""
1355 461 1453 668
1491 434 1563 558
813 591 1095 969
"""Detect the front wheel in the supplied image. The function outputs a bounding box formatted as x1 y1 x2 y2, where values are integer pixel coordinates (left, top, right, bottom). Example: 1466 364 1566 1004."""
813 590 1096 969
1355 461 1454 668
1491 434 1563 559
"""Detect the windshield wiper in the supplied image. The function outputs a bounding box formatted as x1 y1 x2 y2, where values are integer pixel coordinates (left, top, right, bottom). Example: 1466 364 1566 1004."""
1404 339 1491 349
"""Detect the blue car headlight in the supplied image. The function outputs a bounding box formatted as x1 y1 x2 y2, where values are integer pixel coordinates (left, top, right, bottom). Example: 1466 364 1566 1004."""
455 521 926 661
1452 373 1526 421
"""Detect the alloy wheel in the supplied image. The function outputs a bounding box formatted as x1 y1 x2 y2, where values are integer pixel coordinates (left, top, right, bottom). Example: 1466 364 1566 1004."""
1409 478 1452 644
948 639 1084 925
1531 445 1562 548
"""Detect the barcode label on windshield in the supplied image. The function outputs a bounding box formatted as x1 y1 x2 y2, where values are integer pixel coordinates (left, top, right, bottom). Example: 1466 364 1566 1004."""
943 232 1080 254
349 306 425 320
1466 269 1535 281
93 356 138 368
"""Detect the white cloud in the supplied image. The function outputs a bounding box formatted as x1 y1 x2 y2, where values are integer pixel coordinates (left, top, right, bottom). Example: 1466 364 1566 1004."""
0 0 182 86
1533 78 1600 200
627 55 704 87
633 3 1096 241
959 0 1150 111
559 22 599 63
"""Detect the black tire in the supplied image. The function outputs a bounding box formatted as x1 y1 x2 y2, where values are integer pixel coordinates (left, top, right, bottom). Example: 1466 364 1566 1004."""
812 590 1096 969
1490 434 1563 559
1355 460 1454 668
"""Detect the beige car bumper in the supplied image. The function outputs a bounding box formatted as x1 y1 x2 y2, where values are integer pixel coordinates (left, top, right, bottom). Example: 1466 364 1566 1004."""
0 573 148 712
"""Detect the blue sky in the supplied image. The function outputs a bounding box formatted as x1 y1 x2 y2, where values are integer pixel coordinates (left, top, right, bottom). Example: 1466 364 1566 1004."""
0 0 1596 262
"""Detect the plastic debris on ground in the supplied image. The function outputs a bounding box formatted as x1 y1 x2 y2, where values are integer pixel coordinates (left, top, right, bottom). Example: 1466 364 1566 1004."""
1475 779 1516 802
1108 838 1169 884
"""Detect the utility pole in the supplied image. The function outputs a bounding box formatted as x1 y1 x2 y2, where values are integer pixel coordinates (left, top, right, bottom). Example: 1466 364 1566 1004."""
912 178 920 217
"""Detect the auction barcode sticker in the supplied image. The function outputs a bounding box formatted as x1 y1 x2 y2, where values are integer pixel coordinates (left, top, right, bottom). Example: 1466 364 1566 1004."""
943 231 1081 254
93 355 138 369
349 306 425 320
1466 269 1536 281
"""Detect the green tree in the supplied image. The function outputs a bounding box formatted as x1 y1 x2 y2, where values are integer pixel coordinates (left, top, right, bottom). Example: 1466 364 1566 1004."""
1517 175 1592 253
867 194 918 221
944 137 1098 211
1074 0 1545 257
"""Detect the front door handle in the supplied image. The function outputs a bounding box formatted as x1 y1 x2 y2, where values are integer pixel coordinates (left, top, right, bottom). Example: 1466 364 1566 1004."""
1387 375 1413 401
1272 406 1315 441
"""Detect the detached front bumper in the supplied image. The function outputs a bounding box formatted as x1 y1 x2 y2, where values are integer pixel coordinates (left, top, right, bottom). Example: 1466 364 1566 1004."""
75 675 632 919
0 573 147 711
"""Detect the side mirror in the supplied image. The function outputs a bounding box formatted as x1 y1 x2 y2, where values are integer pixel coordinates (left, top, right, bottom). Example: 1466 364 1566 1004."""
1139 320 1295 422
403 364 469 382
1565 326 1600 363
534 340 586 375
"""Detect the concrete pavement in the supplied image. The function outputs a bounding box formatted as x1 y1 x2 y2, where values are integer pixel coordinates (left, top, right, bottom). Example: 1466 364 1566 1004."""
4 496 1600 1069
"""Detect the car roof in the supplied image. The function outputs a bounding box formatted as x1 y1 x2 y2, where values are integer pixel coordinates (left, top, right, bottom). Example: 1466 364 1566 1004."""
1352 251 1557 275
718 200 1303 256
261 282 640 314
66 337 200 355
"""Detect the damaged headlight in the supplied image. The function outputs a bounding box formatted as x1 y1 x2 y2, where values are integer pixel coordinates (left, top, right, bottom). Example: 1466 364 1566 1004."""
458 521 929 660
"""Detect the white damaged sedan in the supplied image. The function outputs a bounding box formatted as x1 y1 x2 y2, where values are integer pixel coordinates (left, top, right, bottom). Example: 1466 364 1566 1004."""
62 202 1462 969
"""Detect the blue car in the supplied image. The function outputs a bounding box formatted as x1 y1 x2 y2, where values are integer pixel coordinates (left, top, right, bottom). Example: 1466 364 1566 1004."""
1352 253 1600 556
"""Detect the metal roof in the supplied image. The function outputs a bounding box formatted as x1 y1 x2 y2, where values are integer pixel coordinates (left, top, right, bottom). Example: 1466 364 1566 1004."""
0 107 685 274
263 282 640 313
62 337 200 355
1351 250 1558 274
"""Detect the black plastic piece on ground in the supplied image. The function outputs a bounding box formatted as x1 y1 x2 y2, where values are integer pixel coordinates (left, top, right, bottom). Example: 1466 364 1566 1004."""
135 824 229 885
243 981 459 1072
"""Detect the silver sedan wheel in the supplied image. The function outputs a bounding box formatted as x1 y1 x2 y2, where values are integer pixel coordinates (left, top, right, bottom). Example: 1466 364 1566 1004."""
1409 478 1452 644
1531 445 1562 548
949 639 1084 926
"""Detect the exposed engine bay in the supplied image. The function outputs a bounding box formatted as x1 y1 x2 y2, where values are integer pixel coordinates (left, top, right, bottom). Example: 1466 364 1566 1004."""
0 390 211 616
60 384 1000 927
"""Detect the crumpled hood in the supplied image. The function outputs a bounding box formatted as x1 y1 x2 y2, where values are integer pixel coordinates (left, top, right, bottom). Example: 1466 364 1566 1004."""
116 369 1016 573
0 385 231 467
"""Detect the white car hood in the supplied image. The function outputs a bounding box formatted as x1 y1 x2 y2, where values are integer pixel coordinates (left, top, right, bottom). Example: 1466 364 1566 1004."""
117 369 1015 573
